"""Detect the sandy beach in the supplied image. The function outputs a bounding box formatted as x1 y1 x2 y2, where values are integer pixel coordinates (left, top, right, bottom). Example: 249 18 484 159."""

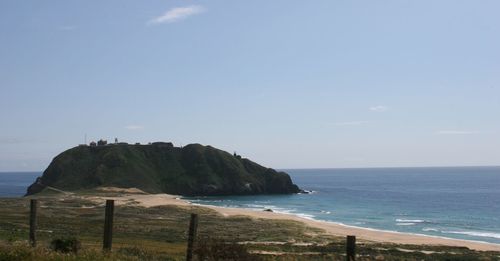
87 188 500 252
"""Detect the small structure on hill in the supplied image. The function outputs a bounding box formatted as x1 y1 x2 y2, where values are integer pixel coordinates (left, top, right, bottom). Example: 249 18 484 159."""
90 141 97 147
97 139 107 146
152 142 174 148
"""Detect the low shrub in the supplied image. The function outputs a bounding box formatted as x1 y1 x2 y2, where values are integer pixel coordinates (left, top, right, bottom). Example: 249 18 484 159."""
50 237 81 253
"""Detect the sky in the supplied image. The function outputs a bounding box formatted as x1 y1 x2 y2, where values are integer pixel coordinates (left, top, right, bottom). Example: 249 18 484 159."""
1 1 499 171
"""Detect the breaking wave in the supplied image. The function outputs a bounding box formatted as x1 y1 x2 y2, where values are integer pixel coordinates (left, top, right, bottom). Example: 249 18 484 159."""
443 230 500 239
395 219 426 223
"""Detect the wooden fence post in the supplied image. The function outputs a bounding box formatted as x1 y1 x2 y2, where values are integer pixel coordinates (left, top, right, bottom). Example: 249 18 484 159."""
29 199 37 247
103 200 115 251
185 213 199 261
346 235 356 261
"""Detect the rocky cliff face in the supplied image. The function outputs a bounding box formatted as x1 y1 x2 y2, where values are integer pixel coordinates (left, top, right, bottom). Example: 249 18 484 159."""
26 143 301 196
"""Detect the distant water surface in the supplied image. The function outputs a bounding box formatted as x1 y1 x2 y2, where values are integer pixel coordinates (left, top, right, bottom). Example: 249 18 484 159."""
0 172 40 197
187 167 500 244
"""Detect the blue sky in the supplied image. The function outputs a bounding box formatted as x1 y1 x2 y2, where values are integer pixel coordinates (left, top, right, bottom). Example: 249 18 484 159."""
1 1 499 171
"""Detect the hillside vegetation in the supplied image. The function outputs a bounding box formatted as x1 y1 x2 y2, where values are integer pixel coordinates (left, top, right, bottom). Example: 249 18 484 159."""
26 143 300 196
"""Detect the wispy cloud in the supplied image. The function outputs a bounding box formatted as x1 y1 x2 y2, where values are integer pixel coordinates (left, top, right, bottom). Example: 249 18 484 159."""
436 130 482 135
148 5 205 25
334 121 370 126
125 125 145 131
58 25 76 31
369 105 388 112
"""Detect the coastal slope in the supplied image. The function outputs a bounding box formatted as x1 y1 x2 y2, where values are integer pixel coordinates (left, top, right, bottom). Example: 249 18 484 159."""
26 142 300 196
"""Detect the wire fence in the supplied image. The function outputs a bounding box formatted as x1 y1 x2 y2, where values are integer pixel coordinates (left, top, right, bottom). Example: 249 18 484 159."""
24 199 357 261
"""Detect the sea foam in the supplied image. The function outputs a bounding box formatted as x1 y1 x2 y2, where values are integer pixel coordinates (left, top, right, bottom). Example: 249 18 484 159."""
395 219 426 223
443 231 500 239
422 228 439 232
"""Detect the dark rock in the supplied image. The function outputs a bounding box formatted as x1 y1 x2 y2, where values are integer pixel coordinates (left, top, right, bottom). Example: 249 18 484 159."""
26 177 46 195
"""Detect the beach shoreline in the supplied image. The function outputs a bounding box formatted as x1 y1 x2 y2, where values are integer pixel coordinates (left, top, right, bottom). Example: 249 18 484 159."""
86 188 500 252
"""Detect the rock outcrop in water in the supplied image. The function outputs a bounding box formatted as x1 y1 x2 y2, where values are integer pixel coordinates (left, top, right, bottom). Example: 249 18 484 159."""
26 143 301 196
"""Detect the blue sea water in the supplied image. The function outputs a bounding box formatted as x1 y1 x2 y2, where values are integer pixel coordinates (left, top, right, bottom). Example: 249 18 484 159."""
0 172 40 197
1 167 500 244
187 167 500 244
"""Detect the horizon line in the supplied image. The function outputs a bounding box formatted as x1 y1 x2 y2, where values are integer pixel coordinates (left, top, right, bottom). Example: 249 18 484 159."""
2 165 500 173
278 165 500 170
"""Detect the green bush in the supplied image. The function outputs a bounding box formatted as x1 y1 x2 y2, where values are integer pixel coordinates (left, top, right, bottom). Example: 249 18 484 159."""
50 237 81 253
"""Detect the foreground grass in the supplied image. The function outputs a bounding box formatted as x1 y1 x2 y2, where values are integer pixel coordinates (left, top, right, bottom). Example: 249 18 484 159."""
0 241 178 261
0 193 499 260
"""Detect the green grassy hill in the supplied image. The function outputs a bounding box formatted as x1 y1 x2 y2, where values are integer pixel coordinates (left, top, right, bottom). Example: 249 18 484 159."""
26 143 301 196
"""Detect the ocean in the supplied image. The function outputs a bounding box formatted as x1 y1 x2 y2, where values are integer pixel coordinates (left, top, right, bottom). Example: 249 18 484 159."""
1 167 500 244
0 172 40 197
187 167 500 244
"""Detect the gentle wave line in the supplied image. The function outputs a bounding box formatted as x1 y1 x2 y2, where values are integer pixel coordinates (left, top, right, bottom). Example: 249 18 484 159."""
443 231 500 239
395 219 426 223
